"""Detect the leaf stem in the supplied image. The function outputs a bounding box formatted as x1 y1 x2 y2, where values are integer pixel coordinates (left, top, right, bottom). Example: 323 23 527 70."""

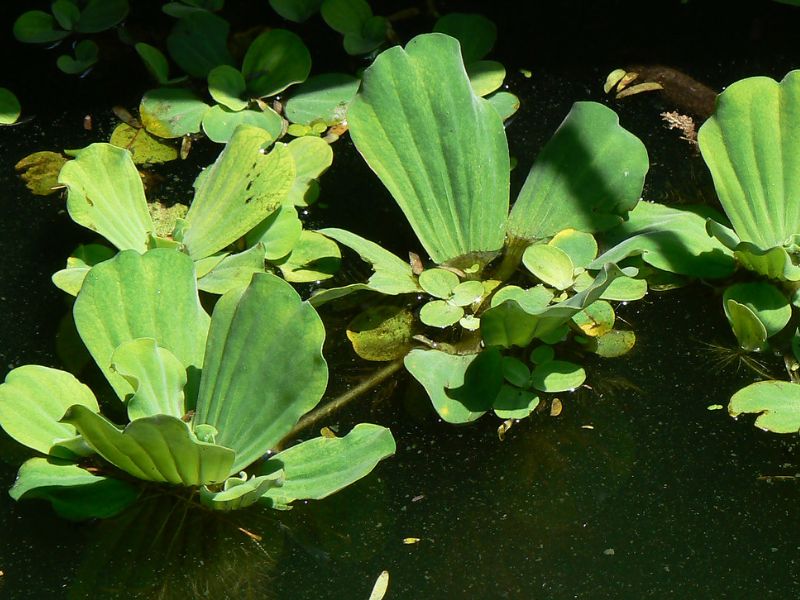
279 357 406 445
492 236 529 283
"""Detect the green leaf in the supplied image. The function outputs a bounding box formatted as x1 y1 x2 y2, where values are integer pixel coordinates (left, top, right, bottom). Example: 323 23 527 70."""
110 338 187 420
508 101 648 242
342 16 387 55
433 13 496 64
486 91 519 121
269 0 323 22
284 73 359 126
321 0 371 34
52 243 116 296
482 264 629 347
501 357 530 387
0 366 98 457
346 305 415 361
530 344 555 364
52 0 80 30
450 280 484 306
725 299 768 352
259 423 395 504
522 244 575 290
13 11 70 43
549 229 598 269
348 33 509 265
467 60 505 96
593 201 736 279
208 65 248 111
10 458 139 520
200 470 284 511
201 104 283 144
109 123 179 165
729 380 800 433
284 136 334 206
733 242 800 281
242 29 312 98
73 250 210 401
586 329 636 358
76 0 129 33
419 300 464 328
491 285 554 312
135 43 172 85
14 151 67 194
197 244 266 294
698 71 800 249
404 350 487 423
59 143 154 252
194 273 328 472
315 228 420 298
530 360 586 393
276 229 341 282
167 12 234 77
63 406 234 484
183 126 294 259
493 384 540 420
0 88 20 125
572 300 615 337
598 276 647 302
56 40 99 75
245 204 303 260
140 88 210 138
419 268 460 299
723 282 791 339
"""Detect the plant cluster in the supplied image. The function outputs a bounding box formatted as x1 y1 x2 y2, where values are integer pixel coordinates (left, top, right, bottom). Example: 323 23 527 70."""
4 0 800 529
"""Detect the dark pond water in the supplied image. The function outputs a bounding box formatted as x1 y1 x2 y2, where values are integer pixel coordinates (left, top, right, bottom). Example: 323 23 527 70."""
1 1 800 598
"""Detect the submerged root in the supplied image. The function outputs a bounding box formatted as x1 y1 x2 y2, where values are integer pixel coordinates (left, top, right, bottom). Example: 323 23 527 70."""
698 340 775 380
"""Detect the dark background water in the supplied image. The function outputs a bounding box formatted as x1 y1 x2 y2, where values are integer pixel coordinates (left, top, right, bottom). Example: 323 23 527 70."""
1 1 799 598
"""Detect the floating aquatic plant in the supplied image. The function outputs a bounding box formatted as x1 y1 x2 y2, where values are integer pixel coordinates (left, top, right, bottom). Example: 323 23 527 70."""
0 250 395 519
310 33 650 424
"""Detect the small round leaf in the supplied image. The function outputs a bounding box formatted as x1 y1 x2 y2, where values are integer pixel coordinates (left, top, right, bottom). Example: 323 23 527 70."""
531 360 586 393
419 268 460 299
522 244 575 290
450 280 485 307
420 300 463 328
208 65 248 111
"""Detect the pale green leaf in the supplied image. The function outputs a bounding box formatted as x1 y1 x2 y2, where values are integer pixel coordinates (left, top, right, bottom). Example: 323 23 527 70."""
197 244 266 294
245 204 303 261
486 90 519 121
346 305 415 361
200 470 284 511
419 268 459 299
201 104 283 144
725 299 768 352
729 380 800 433
183 126 294 259
284 73 359 126
493 385 540 420
549 229 597 269
698 71 800 249
276 230 341 282
723 282 791 339
531 360 586 393
450 280 484 306
110 338 187 420
467 60 505 96
208 65 248 111
63 406 234 485
522 244 575 290
0 88 21 125
73 250 210 401
59 143 154 253
419 300 464 328
284 136 333 206
0 366 98 457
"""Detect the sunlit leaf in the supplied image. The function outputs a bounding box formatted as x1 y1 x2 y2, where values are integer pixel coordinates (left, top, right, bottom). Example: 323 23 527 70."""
73 250 210 401
63 406 234 485
110 338 187 420
0 366 98 457
549 229 597 269
347 305 415 361
109 123 179 165
52 244 116 296
729 380 800 433
530 360 585 393
276 229 341 282
725 299 768 352
419 300 464 328
259 423 395 504
493 384 539 420
522 244 575 290
348 33 509 265
285 73 359 125
698 71 800 249
140 88 210 138
183 126 294 259
245 204 303 260
200 470 284 511
486 90 519 121
284 136 333 206
59 143 154 252
197 244 266 294
195 273 328 472
586 329 636 357
572 300 615 337
418 268 459 299
0 88 21 125
208 65 248 111
723 282 791 339
14 151 67 194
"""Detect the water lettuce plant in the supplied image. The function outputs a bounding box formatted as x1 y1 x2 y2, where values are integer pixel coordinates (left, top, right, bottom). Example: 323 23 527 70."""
53 124 337 295
0 249 395 519
312 33 650 424
0 88 21 125
594 70 800 433
13 0 129 75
